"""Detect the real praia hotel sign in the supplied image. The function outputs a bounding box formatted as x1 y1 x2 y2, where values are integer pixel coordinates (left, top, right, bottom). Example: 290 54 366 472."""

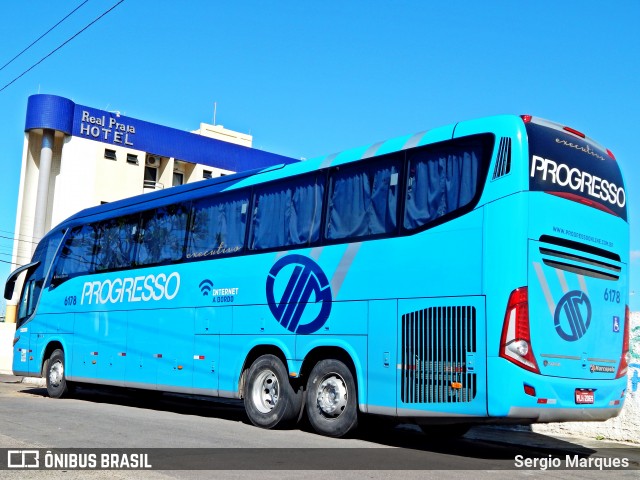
79 110 136 146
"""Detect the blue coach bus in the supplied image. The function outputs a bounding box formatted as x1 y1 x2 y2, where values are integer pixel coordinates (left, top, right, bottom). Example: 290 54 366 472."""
5 114 630 437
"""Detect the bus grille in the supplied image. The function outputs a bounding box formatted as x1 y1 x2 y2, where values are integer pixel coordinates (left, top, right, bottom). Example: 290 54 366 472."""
538 235 621 281
491 137 511 179
401 306 477 404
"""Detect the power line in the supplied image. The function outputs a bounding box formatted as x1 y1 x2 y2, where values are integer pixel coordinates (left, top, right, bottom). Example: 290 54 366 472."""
0 228 37 240
0 0 125 93
0 0 90 73
0 258 21 267
0 234 39 246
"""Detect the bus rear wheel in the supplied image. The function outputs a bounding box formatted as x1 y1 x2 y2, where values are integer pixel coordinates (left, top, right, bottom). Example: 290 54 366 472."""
45 349 72 399
244 355 301 429
305 359 358 437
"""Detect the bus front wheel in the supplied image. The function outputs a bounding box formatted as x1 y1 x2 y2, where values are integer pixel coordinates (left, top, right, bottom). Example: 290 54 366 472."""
45 349 72 399
305 359 358 437
244 355 301 429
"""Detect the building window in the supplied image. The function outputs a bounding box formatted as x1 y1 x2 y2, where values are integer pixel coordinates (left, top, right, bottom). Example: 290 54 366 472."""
144 166 158 189
104 149 117 160
126 154 139 165
203 170 212 179
173 172 184 187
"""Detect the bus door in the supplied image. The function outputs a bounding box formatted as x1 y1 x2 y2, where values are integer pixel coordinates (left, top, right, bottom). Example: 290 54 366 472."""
397 296 487 416
193 306 229 396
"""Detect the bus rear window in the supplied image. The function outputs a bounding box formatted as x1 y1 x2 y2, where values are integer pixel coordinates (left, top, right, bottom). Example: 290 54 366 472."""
526 122 627 221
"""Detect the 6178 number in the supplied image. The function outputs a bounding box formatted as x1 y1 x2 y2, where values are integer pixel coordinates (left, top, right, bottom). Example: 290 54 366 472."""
603 289 620 303
64 296 77 306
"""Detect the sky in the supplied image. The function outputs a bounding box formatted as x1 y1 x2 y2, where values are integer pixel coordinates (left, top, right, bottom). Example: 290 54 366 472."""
0 0 638 313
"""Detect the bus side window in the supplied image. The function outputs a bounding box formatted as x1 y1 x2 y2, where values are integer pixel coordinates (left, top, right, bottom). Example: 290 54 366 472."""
325 158 401 241
188 191 250 258
94 216 140 271
52 225 98 281
249 173 324 251
404 143 482 230
138 205 188 266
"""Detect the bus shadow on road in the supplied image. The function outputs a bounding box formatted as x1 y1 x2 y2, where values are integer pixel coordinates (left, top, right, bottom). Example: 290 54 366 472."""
20 384 248 424
20 384 599 463
348 420 597 461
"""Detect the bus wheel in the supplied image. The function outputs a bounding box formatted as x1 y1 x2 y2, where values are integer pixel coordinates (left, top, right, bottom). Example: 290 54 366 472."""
244 355 301 429
306 359 358 437
45 349 71 399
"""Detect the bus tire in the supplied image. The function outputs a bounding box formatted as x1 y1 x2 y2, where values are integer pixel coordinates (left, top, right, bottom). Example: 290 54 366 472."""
244 355 301 429
305 359 358 437
45 349 71 399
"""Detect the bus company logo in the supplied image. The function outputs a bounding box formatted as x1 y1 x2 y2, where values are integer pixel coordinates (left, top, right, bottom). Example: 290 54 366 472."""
266 255 332 334
530 155 626 208
553 290 592 342
590 364 615 374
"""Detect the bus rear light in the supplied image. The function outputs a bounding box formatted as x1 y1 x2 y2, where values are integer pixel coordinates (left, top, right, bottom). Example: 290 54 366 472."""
610 400 621 406
606 149 616 160
546 191 617 216
499 287 540 374
523 384 536 396
562 126 585 138
13 336 19 346
520 115 533 124
537 398 556 404
615 306 630 378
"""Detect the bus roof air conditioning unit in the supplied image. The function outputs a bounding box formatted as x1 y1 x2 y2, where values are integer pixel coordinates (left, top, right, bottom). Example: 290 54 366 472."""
146 156 160 167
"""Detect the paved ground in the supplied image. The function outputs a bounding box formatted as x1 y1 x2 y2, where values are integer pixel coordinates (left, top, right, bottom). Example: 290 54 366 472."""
0 374 638 479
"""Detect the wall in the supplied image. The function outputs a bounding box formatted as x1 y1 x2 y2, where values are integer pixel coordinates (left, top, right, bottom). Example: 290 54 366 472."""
0 323 16 374
534 311 640 443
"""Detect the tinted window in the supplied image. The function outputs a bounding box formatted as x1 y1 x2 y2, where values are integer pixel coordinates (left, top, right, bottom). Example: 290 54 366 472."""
138 205 188 265
404 138 487 230
93 216 140 271
17 230 64 322
527 122 627 221
53 225 98 280
326 159 400 240
188 191 249 259
250 174 325 250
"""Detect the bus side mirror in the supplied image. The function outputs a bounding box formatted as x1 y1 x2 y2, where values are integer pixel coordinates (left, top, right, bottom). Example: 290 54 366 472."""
3 261 40 300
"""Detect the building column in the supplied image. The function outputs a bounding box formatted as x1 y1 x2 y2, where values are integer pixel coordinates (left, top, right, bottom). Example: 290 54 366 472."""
32 129 54 250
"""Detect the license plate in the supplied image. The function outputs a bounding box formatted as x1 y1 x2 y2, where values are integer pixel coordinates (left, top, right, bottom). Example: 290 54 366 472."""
575 389 594 404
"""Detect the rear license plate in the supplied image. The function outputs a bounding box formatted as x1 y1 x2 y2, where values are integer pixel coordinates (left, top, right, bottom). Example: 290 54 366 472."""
575 389 594 404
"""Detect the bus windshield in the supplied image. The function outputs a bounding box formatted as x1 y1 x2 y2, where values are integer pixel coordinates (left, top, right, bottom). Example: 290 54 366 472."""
526 120 627 221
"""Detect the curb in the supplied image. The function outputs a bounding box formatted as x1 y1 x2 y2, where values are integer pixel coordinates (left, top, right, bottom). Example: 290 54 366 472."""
22 377 46 387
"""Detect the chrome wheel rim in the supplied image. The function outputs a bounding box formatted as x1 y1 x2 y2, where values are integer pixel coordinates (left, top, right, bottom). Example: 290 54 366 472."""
251 369 279 414
49 360 64 388
316 373 348 418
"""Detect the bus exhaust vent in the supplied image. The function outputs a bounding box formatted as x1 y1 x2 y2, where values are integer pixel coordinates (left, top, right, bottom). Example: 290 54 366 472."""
539 235 621 281
491 137 511 180
401 306 477 404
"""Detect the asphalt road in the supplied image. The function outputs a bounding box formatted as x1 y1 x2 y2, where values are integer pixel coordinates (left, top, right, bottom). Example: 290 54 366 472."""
0 376 637 479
